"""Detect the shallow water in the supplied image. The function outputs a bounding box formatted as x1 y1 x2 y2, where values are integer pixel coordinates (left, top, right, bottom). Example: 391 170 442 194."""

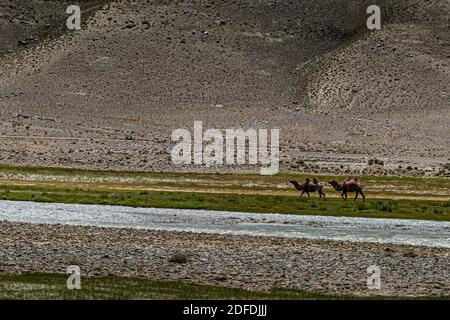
0 200 448 248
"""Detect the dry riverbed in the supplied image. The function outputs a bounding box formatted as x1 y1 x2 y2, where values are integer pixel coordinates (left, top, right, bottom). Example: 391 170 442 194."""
0 221 448 298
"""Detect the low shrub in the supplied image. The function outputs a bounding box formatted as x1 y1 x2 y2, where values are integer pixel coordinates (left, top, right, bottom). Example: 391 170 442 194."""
368 158 384 166
168 252 191 264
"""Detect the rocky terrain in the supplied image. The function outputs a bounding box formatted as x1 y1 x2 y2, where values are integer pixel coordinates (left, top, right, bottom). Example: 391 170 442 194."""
0 0 65 53
0 0 448 176
0 221 448 297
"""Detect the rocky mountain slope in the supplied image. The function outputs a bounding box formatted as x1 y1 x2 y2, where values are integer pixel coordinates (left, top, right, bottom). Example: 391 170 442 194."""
0 0 448 176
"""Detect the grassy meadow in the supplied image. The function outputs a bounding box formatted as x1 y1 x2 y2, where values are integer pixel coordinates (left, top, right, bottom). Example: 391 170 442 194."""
0 274 447 300
0 165 448 221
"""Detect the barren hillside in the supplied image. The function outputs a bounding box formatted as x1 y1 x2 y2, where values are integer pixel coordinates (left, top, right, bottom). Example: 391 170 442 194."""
0 0 448 176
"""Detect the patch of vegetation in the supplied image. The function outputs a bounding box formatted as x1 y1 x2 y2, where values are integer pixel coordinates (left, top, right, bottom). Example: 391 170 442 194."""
0 274 446 300
403 251 418 258
368 159 384 166
372 201 396 212
354 201 396 212
0 164 448 221
168 252 191 264
0 183 449 221
0 164 448 186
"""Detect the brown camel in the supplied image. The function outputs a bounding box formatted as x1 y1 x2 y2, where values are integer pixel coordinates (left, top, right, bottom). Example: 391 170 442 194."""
290 178 325 199
329 178 365 201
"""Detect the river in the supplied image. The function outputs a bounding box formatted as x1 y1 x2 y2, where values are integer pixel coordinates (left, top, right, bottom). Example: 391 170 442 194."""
0 200 448 248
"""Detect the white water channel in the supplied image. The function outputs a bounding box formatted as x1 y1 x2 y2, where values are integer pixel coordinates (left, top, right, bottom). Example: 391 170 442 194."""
0 200 449 248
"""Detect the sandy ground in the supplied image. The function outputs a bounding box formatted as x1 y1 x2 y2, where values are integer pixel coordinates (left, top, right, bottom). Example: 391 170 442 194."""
0 221 448 297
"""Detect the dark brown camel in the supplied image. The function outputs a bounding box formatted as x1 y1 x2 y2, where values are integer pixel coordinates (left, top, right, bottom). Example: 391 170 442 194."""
329 178 365 201
290 178 325 199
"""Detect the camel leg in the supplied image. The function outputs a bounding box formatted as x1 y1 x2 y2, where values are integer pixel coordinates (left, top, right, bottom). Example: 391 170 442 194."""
300 190 305 198
318 188 324 199
306 192 310 198
344 192 348 201
360 190 365 202
354 192 358 201
341 193 345 200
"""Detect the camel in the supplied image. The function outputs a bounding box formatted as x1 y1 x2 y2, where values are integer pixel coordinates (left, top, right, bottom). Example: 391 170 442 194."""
290 178 325 199
329 178 365 201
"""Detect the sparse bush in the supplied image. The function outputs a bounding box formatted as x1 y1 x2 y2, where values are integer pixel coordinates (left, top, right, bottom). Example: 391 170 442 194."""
168 252 191 264
368 201 394 212
403 251 418 258
368 158 384 166
356 203 368 211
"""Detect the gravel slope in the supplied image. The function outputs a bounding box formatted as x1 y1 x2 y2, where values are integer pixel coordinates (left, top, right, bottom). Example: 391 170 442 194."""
0 0 448 175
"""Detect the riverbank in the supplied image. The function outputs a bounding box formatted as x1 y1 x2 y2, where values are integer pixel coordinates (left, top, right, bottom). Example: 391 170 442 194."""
0 165 449 221
0 221 448 298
